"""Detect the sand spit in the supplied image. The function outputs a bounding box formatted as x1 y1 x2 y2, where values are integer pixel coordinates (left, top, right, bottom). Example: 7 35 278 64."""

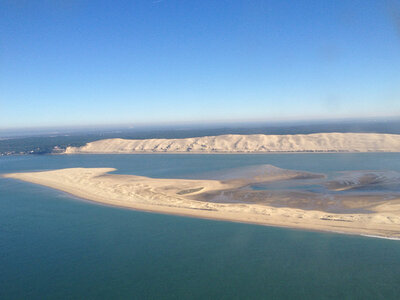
64 133 400 154
4 166 400 239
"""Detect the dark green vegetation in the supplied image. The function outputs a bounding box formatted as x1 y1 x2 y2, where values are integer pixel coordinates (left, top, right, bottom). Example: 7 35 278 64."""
1 119 400 156
0 135 91 155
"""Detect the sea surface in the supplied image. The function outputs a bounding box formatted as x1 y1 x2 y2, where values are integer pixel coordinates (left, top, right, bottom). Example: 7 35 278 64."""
1 153 400 299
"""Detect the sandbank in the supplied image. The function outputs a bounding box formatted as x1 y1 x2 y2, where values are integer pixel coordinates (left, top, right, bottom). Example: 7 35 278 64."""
4 166 400 239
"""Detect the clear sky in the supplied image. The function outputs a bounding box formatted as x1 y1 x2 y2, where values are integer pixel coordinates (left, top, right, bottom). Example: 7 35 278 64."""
1 0 400 129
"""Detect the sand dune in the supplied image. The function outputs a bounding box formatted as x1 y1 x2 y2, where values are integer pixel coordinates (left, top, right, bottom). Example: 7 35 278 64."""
64 133 400 154
4 166 400 239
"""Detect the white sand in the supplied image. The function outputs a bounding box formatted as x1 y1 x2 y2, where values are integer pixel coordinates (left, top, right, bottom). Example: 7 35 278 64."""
4 168 400 239
64 133 400 154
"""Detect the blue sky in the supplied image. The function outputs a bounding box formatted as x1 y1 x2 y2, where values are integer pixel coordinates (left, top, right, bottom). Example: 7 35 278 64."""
1 0 400 129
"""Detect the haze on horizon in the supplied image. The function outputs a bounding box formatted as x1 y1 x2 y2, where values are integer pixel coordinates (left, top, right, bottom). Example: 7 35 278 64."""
1 0 400 129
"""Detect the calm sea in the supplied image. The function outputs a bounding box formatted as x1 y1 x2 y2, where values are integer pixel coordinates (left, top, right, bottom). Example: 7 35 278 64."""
1 153 400 299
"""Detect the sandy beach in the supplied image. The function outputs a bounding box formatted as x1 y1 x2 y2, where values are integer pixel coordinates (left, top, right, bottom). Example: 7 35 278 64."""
64 133 400 154
4 166 400 239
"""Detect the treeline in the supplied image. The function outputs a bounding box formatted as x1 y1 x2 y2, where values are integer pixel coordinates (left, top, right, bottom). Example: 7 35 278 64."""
0 135 92 155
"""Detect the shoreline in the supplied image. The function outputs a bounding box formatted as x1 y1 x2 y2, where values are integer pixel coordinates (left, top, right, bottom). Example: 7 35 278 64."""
45 188 400 241
61 150 400 155
3 167 400 240
43 185 400 241
2 151 400 159
5 176 399 241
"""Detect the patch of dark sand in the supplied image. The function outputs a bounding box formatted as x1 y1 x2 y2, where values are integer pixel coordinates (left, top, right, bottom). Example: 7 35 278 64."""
194 189 399 214
177 187 204 195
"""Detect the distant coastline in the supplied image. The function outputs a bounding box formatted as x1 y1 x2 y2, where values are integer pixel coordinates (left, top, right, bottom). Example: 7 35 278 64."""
2 119 400 156
64 133 400 154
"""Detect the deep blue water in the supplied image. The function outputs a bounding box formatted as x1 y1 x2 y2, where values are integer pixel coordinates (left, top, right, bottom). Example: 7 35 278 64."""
1 154 400 299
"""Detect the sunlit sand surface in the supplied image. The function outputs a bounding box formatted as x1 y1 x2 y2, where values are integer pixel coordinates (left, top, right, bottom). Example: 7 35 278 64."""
64 133 400 154
4 165 400 239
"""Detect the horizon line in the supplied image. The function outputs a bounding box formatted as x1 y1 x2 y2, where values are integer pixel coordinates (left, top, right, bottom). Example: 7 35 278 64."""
1 115 400 133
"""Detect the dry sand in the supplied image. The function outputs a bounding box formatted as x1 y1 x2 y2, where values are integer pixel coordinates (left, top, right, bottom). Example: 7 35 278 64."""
4 167 400 239
64 133 400 154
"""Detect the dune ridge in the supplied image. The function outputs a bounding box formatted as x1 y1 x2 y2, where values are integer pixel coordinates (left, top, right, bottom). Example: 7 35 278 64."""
64 133 400 154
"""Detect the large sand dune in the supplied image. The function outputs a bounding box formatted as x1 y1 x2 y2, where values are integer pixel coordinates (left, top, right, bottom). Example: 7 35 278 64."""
4 166 400 239
64 133 400 154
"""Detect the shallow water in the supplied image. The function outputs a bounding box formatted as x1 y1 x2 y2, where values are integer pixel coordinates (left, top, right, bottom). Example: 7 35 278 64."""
1 153 400 299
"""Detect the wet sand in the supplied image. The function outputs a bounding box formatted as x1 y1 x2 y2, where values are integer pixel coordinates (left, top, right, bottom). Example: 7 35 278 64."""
4 165 400 239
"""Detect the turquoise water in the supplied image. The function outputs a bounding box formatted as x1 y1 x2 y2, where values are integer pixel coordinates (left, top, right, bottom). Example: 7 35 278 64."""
1 153 400 299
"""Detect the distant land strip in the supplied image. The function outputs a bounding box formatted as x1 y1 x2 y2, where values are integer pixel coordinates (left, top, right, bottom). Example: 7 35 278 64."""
64 133 400 154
